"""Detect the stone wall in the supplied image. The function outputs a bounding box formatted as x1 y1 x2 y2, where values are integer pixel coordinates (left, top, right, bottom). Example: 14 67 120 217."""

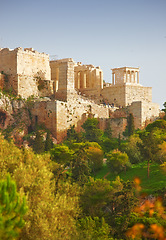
31 94 109 142
0 48 17 75
0 48 18 93
101 84 152 107
101 85 126 107
0 47 52 98
17 48 52 98
17 48 50 79
128 101 142 129
125 85 152 106
128 101 160 129
50 58 75 101
0 47 160 141
56 94 109 141
109 118 127 138
31 100 57 136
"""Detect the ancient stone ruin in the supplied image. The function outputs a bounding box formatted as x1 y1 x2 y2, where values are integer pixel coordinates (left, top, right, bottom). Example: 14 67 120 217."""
0 47 160 141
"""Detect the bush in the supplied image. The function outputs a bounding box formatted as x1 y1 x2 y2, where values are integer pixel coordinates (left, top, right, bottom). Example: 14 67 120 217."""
124 134 143 164
106 149 131 174
50 144 74 165
101 138 119 153
82 118 103 142
86 146 104 173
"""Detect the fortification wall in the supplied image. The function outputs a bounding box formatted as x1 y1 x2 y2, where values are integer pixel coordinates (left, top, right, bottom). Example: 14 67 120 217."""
31 100 57 136
141 101 160 127
18 75 54 98
0 48 52 98
128 101 142 129
109 118 127 138
56 94 109 141
17 48 52 98
31 93 109 142
125 85 152 106
17 48 50 79
0 48 17 75
101 85 126 107
0 48 18 93
101 84 152 107
128 101 160 129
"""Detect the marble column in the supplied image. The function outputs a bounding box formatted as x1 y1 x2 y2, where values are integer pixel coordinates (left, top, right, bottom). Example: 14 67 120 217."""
112 73 115 85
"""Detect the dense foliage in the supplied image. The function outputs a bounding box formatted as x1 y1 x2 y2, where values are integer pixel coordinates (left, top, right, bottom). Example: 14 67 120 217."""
0 175 27 240
1 102 166 239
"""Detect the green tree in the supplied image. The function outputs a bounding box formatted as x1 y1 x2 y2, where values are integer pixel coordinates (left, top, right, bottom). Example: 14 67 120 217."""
77 216 111 240
82 118 103 142
71 145 90 184
50 144 74 165
123 113 135 137
138 130 161 178
45 131 53 151
101 138 119 153
66 125 83 142
86 146 104 173
124 134 143 164
80 178 113 218
0 174 28 240
106 149 130 174
0 135 80 240
106 180 137 239
146 119 166 132
33 130 45 154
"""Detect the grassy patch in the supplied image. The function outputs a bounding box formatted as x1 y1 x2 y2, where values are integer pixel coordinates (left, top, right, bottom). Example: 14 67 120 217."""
94 162 166 194
93 164 108 179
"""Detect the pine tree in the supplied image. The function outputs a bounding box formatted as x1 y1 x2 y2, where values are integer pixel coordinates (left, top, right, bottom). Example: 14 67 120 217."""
33 130 45 154
127 113 135 136
104 122 112 139
71 146 90 184
124 113 135 137
81 118 103 142
0 174 28 240
45 131 53 151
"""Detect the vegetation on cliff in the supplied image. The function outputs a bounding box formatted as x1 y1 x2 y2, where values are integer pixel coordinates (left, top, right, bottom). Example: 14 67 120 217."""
0 100 166 239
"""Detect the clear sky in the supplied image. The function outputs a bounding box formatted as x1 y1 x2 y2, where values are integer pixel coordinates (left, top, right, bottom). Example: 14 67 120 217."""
0 0 166 108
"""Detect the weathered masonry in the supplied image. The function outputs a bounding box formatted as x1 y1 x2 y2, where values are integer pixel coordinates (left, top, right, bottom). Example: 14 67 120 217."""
0 47 160 141
101 67 152 107
0 47 53 98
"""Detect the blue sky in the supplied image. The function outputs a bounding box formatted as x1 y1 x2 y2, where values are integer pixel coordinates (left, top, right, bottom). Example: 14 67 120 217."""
0 0 166 108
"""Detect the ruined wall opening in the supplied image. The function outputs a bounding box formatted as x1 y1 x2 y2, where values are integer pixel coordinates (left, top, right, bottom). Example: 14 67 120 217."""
0 110 7 127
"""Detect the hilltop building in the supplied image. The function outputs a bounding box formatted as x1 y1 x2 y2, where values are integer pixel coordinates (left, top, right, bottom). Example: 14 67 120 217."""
0 47 160 141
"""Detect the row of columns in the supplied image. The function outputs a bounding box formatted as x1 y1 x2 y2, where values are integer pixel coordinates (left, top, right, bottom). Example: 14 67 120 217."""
112 70 139 85
75 70 103 90
125 71 139 84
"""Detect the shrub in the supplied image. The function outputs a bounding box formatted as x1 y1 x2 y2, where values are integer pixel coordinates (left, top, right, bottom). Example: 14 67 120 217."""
106 149 131 174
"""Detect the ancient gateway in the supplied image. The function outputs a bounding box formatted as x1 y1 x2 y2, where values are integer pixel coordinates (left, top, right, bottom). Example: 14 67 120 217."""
0 47 160 141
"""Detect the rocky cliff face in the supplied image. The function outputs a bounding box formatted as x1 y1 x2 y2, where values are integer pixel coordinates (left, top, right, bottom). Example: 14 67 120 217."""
0 92 31 145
